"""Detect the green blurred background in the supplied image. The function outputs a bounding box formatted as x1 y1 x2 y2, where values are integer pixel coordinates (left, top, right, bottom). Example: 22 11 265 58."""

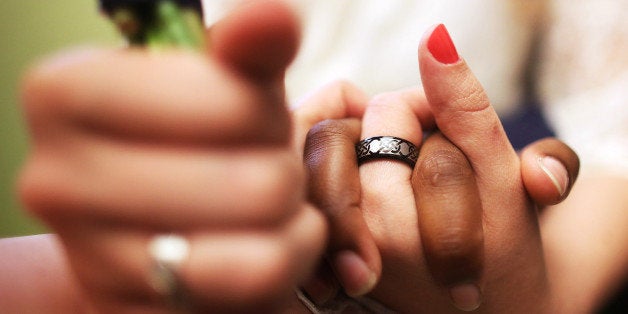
0 1 118 237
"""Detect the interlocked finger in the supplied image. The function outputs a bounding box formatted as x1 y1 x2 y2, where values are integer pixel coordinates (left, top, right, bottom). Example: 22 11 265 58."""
304 118 381 297
412 132 484 309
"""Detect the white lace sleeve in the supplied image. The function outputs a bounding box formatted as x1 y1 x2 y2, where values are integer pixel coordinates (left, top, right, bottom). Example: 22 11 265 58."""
538 0 628 179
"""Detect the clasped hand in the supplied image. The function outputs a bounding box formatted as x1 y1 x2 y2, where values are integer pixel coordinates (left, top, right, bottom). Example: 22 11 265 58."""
18 1 579 313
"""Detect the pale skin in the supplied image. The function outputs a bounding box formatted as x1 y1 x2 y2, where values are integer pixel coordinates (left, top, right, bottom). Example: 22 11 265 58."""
2 1 626 313
14 2 323 313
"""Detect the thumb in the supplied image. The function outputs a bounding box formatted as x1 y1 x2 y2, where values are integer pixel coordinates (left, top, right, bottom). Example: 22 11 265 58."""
208 0 300 83
418 24 518 180
520 138 580 206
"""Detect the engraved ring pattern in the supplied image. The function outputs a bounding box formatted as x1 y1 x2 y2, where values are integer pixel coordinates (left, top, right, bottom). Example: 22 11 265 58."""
356 136 419 167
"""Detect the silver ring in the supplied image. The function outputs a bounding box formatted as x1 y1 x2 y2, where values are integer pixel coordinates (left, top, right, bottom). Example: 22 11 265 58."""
356 136 418 167
148 234 190 309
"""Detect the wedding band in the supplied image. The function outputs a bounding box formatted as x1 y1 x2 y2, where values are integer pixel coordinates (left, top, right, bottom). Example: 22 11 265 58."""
356 136 418 167
148 234 190 309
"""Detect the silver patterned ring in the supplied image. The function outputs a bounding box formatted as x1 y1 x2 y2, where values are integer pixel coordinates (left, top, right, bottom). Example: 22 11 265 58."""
148 234 190 309
356 136 419 167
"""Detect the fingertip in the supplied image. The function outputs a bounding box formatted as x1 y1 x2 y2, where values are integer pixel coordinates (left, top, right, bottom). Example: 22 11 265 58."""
209 0 301 81
292 81 369 153
449 283 482 312
417 24 464 82
425 24 460 65
332 250 378 297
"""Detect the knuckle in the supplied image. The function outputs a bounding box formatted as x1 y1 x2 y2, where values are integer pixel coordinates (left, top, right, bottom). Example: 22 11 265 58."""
20 65 64 120
243 156 303 224
369 91 403 109
234 245 295 301
189 238 299 308
366 91 417 125
451 76 491 114
17 158 80 219
417 150 472 188
327 79 357 92
427 228 483 285
250 104 291 144
306 119 353 151
20 50 100 120
17 163 44 216
314 79 364 104
429 227 482 261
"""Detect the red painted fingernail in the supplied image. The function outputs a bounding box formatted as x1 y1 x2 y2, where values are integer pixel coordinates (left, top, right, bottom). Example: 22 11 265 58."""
427 24 460 64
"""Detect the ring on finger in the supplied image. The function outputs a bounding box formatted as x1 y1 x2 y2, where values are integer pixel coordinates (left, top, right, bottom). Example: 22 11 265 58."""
148 234 191 309
356 136 419 167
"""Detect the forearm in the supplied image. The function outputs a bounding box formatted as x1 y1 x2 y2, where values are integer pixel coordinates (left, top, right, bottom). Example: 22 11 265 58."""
542 175 628 313
0 234 90 313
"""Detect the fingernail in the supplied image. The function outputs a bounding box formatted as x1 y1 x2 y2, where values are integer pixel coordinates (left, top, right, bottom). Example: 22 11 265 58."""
449 283 482 311
333 251 377 297
427 24 460 64
538 156 569 196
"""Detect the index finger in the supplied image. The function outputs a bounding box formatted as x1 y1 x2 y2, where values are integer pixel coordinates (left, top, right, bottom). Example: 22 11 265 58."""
22 49 290 146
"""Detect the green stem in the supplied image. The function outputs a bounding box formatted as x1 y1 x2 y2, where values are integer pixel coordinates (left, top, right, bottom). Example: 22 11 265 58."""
154 0 203 49
110 0 204 50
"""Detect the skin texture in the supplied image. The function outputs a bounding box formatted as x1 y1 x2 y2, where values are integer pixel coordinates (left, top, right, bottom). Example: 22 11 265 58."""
5 1 621 313
18 1 325 313
300 24 584 313
413 132 484 289
299 91 581 313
